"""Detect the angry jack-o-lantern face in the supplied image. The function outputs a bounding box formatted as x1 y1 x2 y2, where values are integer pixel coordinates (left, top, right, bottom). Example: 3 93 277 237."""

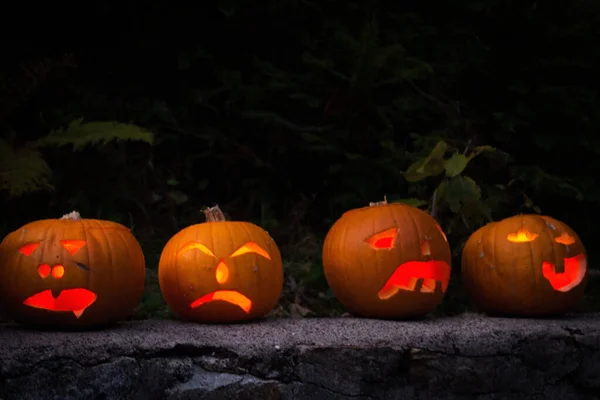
322 199 452 319
158 205 283 323
0 211 146 329
461 214 587 317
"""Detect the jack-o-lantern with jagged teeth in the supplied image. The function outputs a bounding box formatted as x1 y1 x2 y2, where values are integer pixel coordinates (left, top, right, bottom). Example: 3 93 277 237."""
158 205 283 323
461 214 587 317
0 211 146 329
322 198 452 319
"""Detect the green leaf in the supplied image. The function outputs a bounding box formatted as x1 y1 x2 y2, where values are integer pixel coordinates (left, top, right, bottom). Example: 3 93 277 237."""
392 198 428 208
444 153 470 177
403 140 448 182
468 145 496 160
344 153 363 160
167 190 189 205
439 176 481 213
0 139 53 197
32 119 154 151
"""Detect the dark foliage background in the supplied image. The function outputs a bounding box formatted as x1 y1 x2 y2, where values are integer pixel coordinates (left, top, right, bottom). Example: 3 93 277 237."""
1 0 599 318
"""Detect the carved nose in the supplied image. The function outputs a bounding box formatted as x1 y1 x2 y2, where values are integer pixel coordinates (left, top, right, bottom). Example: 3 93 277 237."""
37 264 65 279
215 260 229 284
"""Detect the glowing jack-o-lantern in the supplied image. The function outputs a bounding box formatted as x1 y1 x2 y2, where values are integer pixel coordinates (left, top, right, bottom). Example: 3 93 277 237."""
158 205 283 323
0 211 146 329
461 214 587 317
322 198 452 319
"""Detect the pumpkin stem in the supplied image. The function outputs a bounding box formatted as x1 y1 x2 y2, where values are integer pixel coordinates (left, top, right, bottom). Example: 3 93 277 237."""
60 211 82 221
203 205 227 222
369 196 388 207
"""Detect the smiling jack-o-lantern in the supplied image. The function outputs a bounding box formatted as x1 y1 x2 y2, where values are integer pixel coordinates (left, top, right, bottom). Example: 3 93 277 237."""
322 198 452 319
461 214 587 317
158 205 283 323
0 211 146 329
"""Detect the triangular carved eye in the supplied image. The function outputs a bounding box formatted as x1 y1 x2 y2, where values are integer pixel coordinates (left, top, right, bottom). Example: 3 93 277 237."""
507 228 538 243
60 240 87 255
554 232 575 245
19 242 41 256
365 228 398 249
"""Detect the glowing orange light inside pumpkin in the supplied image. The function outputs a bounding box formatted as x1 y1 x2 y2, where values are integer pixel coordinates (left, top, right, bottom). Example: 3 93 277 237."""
51 264 65 279
230 242 271 260
59 240 86 255
542 254 587 292
420 278 437 293
365 228 398 249
189 290 252 313
507 228 539 243
23 288 97 318
215 260 229 284
421 240 431 256
177 242 216 257
19 242 40 256
377 260 451 299
37 264 51 278
554 232 576 245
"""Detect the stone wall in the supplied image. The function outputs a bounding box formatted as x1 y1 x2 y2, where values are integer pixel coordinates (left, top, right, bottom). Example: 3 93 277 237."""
1 314 599 400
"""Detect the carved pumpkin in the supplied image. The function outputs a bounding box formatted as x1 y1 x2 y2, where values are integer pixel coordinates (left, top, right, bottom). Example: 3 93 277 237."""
461 214 587 316
322 198 452 319
158 205 283 323
0 211 146 329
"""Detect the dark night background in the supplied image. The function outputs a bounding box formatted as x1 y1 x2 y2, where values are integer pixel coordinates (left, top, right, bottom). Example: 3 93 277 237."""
1 0 599 318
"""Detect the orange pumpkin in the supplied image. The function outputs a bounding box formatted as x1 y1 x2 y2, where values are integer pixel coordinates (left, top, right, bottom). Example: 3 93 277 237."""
0 211 146 329
322 198 451 319
158 205 283 323
461 214 587 316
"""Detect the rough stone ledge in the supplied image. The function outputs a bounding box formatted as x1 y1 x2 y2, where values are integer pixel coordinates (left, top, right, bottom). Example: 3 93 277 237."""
1 313 599 400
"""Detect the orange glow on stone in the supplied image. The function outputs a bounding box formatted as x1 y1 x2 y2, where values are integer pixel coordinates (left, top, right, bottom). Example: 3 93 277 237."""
365 228 398 249
215 260 229 284
507 228 539 243
554 232 576 245
377 260 451 300
19 242 40 256
22 289 97 318
189 290 252 313
542 254 587 292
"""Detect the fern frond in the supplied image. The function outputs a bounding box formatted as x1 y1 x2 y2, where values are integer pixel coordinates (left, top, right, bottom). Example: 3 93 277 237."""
32 118 154 151
0 139 53 197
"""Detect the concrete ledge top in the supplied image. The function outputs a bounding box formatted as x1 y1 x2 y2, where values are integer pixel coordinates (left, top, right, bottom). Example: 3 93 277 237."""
2 313 599 374
2 314 600 399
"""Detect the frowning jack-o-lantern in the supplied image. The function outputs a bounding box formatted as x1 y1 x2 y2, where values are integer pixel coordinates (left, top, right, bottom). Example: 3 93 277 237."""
0 211 146 329
461 214 587 317
322 198 452 319
158 205 283 323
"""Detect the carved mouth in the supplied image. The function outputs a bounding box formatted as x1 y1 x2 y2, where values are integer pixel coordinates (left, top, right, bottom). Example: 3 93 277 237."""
23 289 98 318
378 261 451 300
542 254 587 292
190 290 252 313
